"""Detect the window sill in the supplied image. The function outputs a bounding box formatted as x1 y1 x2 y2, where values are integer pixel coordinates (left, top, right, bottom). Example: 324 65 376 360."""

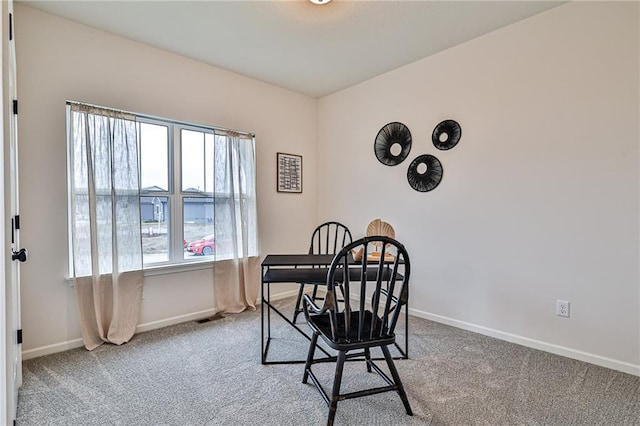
143 260 214 277
66 259 214 285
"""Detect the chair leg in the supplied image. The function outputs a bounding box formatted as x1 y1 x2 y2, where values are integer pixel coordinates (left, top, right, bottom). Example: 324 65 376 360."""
292 283 306 323
364 348 372 373
311 284 320 301
302 332 319 384
328 351 346 426
381 345 413 416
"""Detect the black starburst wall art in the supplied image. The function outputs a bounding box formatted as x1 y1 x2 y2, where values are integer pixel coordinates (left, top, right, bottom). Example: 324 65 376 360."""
407 154 443 192
374 122 412 166
373 118 462 193
432 119 462 150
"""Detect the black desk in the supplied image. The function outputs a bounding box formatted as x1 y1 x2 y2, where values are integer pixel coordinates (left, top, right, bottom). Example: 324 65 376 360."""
261 254 409 365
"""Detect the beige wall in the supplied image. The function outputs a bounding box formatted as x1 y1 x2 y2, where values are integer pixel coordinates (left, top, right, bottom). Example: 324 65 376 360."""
318 2 639 373
15 4 318 355
14 2 640 375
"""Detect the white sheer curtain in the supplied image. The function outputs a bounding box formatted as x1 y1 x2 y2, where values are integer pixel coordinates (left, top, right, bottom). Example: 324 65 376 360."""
212 131 260 313
68 103 144 350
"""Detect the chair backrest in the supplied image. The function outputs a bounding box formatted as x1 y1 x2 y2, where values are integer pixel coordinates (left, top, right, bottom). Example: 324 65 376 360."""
309 221 353 255
323 236 410 344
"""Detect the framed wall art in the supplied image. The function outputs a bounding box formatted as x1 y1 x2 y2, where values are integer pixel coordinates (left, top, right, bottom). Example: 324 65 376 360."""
277 152 303 193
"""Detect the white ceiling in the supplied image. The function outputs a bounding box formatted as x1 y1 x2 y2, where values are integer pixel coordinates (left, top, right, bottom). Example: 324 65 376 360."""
21 0 563 98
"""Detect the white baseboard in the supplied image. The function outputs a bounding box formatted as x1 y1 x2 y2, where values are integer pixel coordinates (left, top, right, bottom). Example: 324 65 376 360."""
255 288 301 305
26 293 636 377
22 308 219 360
23 292 301 361
409 307 640 377
22 338 85 360
135 308 219 334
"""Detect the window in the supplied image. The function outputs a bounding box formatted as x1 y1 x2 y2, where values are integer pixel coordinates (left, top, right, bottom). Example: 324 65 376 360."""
138 120 218 265
67 102 257 272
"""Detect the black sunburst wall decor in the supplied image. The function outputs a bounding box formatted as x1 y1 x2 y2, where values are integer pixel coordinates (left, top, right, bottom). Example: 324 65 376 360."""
373 119 462 192
407 155 443 192
374 122 412 166
432 120 461 150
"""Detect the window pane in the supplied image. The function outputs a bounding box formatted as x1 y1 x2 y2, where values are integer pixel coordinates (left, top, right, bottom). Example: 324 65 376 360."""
116 194 143 272
182 129 214 193
140 122 169 191
205 133 214 193
71 193 91 277
141 196 169 263
184 197 215 258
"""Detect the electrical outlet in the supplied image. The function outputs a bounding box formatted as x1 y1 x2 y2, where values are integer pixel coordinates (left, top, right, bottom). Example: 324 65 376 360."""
556 300 570 317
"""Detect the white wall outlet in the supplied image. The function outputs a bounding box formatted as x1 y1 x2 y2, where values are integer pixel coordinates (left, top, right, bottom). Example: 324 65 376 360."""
556 300 570 317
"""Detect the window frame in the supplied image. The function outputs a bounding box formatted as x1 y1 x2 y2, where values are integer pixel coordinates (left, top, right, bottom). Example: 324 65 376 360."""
138 118 220 268
66 101 256 277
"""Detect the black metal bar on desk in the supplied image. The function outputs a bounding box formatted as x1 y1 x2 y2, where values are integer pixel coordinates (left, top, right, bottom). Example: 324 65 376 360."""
262 254 336 268
261 254 409 365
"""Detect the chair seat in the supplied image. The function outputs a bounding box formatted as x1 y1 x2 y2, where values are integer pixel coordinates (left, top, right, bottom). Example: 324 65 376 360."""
308 310 395 350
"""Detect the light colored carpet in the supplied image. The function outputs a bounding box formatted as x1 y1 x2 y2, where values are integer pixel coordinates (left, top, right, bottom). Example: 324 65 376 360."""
17 297 640 425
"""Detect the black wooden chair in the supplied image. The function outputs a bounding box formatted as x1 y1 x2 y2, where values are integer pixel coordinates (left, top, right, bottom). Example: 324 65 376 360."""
292 221 352 324
302 236 413 426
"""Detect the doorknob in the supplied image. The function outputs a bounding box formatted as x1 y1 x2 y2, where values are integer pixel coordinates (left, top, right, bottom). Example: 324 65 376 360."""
11 248 27 262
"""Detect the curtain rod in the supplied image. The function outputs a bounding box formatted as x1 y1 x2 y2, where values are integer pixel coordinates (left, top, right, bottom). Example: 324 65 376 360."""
66 100 255 138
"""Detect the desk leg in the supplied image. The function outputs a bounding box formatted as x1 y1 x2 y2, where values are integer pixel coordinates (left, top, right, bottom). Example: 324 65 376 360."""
261 267 265 364
262 272 273 364
262 266 274 364
405 302 409 359
260 280 333 364
267 281 271 340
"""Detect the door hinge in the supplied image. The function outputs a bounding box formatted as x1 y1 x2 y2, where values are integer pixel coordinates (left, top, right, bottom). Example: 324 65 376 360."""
14 215 20 230
9 13 12 41
17 329 22 344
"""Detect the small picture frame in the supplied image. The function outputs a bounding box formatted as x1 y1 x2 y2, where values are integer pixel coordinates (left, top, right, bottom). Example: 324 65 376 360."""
277 152 303 193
